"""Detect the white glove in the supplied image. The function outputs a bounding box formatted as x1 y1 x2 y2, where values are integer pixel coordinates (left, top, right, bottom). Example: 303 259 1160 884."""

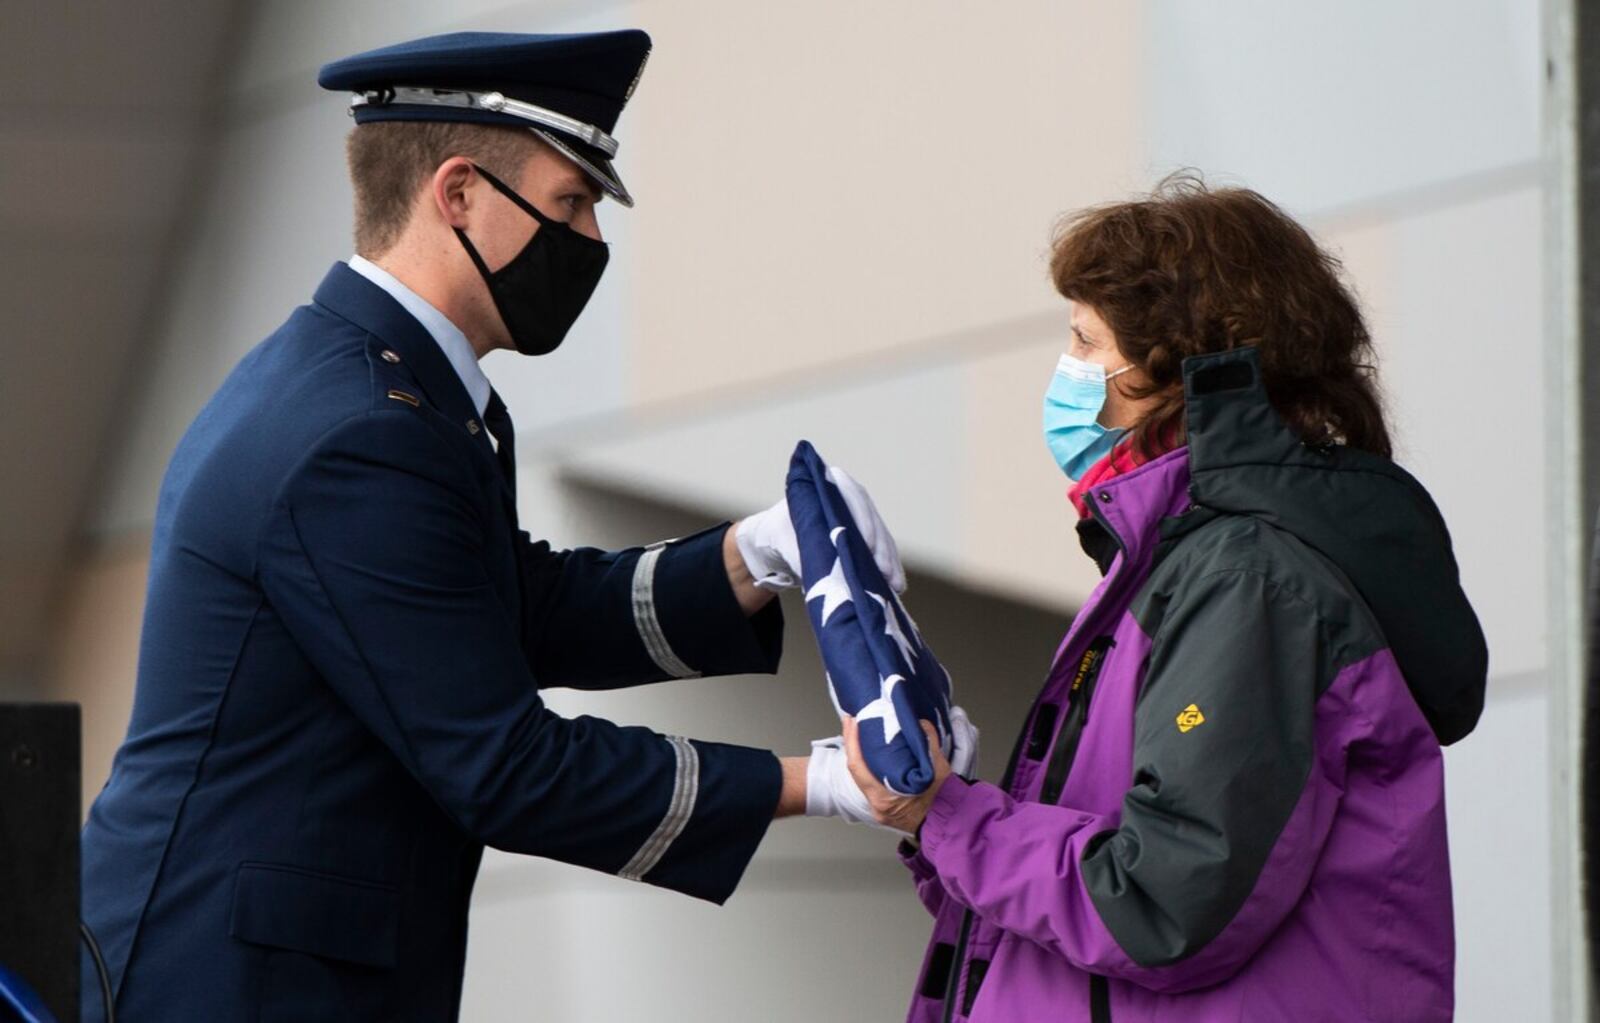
948 705 979 781
804 705 977 834
805 737 910 837
735 467 906 593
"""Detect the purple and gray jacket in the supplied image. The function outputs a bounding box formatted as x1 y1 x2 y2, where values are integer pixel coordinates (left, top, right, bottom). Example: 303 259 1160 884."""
899 347 1487 1022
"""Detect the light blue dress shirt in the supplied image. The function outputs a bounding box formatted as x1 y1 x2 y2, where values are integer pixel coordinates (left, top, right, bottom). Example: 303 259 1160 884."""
347 254 492 418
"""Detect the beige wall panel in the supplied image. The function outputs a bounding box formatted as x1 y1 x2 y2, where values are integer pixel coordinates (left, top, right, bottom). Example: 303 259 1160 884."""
1384 187 1543 679
550 361 969 579
1439 681 1550 1023
1316 197 1550 1023
47 536 150 816
1316 216 1399 374
1318 188 1543 679
960 336 1104 608
630 1 1143 405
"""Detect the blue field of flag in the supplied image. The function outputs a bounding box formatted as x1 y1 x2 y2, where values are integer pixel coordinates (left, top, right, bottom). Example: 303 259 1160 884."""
786 441 952 795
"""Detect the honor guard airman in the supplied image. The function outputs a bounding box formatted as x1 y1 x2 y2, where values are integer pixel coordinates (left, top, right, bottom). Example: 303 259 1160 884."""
78 30 906 1022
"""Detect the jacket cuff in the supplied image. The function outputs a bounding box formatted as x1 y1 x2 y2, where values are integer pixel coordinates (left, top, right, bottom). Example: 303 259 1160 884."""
898 838 938 883
638 742 782 904
650 523 784 677
917 775 974 863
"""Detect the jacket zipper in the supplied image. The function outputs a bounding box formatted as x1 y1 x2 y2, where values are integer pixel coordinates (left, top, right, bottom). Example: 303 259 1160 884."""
938 643 1111 1022
1091 974 1111 1022
938 911 975 1023
1039 636 1113 804
940 503 1128 1022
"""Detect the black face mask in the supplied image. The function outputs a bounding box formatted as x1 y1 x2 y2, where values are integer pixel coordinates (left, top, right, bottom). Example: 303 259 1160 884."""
454 164 610 356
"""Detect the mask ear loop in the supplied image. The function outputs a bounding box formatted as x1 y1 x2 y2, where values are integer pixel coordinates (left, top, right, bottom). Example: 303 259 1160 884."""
452 225 496 281
469 163 610 260
453 162 567 280
450 165 524 282
470 162 558 225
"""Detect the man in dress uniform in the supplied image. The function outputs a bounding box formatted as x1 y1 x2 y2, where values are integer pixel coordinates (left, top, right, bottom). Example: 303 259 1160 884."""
78 30 910 1021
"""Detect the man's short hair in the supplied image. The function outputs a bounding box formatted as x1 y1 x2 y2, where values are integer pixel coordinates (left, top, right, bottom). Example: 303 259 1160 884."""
345 121 538 257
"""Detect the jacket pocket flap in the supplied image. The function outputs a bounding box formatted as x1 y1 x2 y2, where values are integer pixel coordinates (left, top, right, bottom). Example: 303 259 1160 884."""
229 862 400 968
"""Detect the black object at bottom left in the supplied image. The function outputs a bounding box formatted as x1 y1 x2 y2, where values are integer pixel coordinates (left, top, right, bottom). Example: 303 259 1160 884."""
0 703 80 1023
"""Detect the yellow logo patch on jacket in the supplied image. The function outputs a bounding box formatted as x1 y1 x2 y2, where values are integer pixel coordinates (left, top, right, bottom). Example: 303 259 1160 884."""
1176 704 1206 733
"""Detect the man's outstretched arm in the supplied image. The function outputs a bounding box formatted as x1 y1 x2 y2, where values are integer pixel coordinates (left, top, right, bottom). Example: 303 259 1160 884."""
261 409 794 901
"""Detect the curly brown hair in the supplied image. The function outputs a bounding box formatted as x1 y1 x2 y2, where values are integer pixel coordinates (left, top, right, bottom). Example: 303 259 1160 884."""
1049 172 1391 459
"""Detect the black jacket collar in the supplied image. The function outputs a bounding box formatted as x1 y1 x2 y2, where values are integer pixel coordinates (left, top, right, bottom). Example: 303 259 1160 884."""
1164 345 1487 745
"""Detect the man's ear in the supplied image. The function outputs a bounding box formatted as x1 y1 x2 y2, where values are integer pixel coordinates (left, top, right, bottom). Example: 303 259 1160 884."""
429 157 477 230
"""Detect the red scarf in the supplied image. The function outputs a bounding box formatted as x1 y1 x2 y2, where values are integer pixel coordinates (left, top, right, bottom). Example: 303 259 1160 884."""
1067 426 1181 518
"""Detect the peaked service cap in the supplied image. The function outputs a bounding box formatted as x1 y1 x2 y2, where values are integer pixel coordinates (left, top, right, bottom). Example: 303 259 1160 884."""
318 30 651 206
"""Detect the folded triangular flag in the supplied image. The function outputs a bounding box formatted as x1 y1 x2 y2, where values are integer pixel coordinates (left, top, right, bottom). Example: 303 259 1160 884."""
786 441 952 795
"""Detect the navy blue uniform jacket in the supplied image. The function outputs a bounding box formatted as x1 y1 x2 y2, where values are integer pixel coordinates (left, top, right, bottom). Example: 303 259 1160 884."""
80 263 785 1022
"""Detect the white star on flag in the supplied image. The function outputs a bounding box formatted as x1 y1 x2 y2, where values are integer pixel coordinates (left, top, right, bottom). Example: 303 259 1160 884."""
855 673 905 745
868 591 918 669
805 527 854 626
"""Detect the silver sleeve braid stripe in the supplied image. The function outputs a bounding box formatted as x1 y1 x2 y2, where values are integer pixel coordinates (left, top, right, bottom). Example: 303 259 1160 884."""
631 545 701 679
617 735 700 882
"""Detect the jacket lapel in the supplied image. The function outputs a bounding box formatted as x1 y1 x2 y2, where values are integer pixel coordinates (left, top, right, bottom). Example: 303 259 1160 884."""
311 263 518 520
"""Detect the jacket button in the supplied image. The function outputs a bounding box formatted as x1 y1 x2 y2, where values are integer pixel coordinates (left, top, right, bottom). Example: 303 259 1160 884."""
466 419 481 435
1097 491 1113 503
381 349 401 364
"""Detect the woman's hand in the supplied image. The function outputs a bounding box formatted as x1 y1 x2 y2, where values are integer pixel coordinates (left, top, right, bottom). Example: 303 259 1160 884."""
842 716 952 837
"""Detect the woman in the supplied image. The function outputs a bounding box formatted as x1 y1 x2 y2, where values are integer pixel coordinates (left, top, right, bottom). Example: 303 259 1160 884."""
843 175 1487 1022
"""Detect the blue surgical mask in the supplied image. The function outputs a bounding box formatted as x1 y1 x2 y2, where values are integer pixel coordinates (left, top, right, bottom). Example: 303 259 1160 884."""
1043 353 1133 480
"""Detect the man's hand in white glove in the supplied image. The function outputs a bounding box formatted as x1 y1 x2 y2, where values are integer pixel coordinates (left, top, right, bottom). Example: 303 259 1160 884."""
805 737 909 837
735 466 906 593
805 705 979 836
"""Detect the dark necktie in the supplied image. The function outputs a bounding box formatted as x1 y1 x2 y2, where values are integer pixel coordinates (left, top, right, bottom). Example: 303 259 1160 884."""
483 390 517 501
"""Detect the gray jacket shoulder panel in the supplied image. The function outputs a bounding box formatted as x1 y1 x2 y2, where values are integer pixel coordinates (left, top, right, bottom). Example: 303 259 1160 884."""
1133 511 1388 691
